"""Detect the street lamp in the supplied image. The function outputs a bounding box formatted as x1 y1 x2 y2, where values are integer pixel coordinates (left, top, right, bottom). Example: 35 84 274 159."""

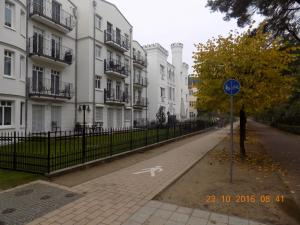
78 105 91 129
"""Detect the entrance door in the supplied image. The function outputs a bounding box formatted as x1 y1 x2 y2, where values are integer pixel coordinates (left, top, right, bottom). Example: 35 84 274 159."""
32 105 45 133
51 70 60 95
107 108 114 128
116 109 122 127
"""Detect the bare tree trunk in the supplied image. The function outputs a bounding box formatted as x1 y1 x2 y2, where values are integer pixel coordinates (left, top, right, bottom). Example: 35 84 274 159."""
240 106 246 158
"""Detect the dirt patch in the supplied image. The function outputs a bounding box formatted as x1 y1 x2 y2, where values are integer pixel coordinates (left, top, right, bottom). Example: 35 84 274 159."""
51 130 214 187
155 126 300 225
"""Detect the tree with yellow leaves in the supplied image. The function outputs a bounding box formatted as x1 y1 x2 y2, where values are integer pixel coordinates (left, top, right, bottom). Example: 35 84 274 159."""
193 25 298 157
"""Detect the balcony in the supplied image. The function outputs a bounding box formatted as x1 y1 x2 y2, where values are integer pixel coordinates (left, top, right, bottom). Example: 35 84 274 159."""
133 55 147 68
104 30 130 52
28 77 73 101
28 0 75 33
133 76 147 87
28 36 73 66
104 59 130 79
133 97 148 109
104 89 129 105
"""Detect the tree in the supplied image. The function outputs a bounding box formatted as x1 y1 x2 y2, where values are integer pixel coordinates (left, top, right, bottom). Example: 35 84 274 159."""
193 26 298 157
206 0 300 43
156 106 166 127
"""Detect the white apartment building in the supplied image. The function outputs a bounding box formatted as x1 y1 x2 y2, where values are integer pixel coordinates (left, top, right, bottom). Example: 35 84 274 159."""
73 0 135 129
144 43 189 122
132 40 147 127
0 0 76 133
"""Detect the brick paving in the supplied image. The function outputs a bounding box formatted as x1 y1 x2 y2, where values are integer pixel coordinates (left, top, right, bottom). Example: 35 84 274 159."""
124 200 267 225
5 126 245 225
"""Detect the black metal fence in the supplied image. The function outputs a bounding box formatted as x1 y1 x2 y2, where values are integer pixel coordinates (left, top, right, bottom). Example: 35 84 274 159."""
0 120 216 174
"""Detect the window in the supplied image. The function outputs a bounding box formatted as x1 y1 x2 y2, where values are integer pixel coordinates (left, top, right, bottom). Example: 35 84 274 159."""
95 107 103 122
32 66 44 93
95 76 101 89
20 10 26 35
4 50 14 76
20 102 24 125
125 109 131 121
95 15 102 30
0 101 12 126
160 65 165 80
20 55 25 79
95 45 102 59
161 88 165 102
5 2 14 28
51 70 60 95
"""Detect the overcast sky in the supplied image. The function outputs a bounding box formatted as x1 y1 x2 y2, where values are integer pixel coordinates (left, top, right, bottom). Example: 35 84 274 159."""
108 0 259 74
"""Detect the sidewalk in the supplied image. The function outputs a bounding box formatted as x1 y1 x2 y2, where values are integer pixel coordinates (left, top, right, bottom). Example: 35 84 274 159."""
22 127 227 225
249 121 300 206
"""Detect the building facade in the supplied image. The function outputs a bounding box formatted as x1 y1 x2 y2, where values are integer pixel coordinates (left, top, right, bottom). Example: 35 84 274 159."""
0 0 76 133
132 40 148 127
144 43 189 122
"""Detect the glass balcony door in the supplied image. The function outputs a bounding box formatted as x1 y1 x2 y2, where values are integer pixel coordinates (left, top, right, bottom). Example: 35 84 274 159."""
51 70 60 95
32 66 44 93
51 35 61 59
52 0 61 24
33 28 44 55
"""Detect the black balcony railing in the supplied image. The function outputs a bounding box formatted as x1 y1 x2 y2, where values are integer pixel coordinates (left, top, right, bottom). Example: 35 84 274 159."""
104 88 129 104
104 30 130 51
133 97 147 108
28 77 73 99
28 0 75 31
28 36 73 65
104 59 130 77
133 54 147 67
133 76 147 87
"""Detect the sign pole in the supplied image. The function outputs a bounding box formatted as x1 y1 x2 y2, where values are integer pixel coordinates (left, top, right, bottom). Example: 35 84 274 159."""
224 79 240 184
230 95 234 183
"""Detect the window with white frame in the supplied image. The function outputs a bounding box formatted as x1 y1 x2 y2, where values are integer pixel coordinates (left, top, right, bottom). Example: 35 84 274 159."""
95 107 103 122
20 10 26 35
5 1 14 28
95 75 101 89
20 55 25 79
95 45 102 59
4 50 14 76
0 101 12 126
95 15 102 30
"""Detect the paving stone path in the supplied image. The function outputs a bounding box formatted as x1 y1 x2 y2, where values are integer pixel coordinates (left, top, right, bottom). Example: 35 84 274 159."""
125 200 266 225
2 125 264 225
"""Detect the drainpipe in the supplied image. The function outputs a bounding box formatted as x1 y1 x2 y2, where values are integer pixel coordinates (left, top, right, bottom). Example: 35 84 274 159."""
25 0 29 133
129 28 133 128
67 0 78 125
92 0 97 125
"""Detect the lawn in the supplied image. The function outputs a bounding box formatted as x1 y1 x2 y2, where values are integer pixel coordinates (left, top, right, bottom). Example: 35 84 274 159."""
0 169 41 191
0 122 207 174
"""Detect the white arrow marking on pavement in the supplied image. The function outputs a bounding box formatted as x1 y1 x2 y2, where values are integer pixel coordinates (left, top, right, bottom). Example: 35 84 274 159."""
133 166 163 177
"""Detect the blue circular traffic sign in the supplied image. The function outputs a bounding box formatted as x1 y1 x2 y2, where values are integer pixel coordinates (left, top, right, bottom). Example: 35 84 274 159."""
224 79 241 96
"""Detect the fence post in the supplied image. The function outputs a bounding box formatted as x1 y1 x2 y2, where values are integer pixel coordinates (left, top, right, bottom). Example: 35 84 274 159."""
82 125 86 164
110 128 113 156
145 127 148 146
130 127 133 150
173 124 176 137
179 123 182 136
47 131 50 174
156 125 159 142
167 125 169 140
13 132 16 170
